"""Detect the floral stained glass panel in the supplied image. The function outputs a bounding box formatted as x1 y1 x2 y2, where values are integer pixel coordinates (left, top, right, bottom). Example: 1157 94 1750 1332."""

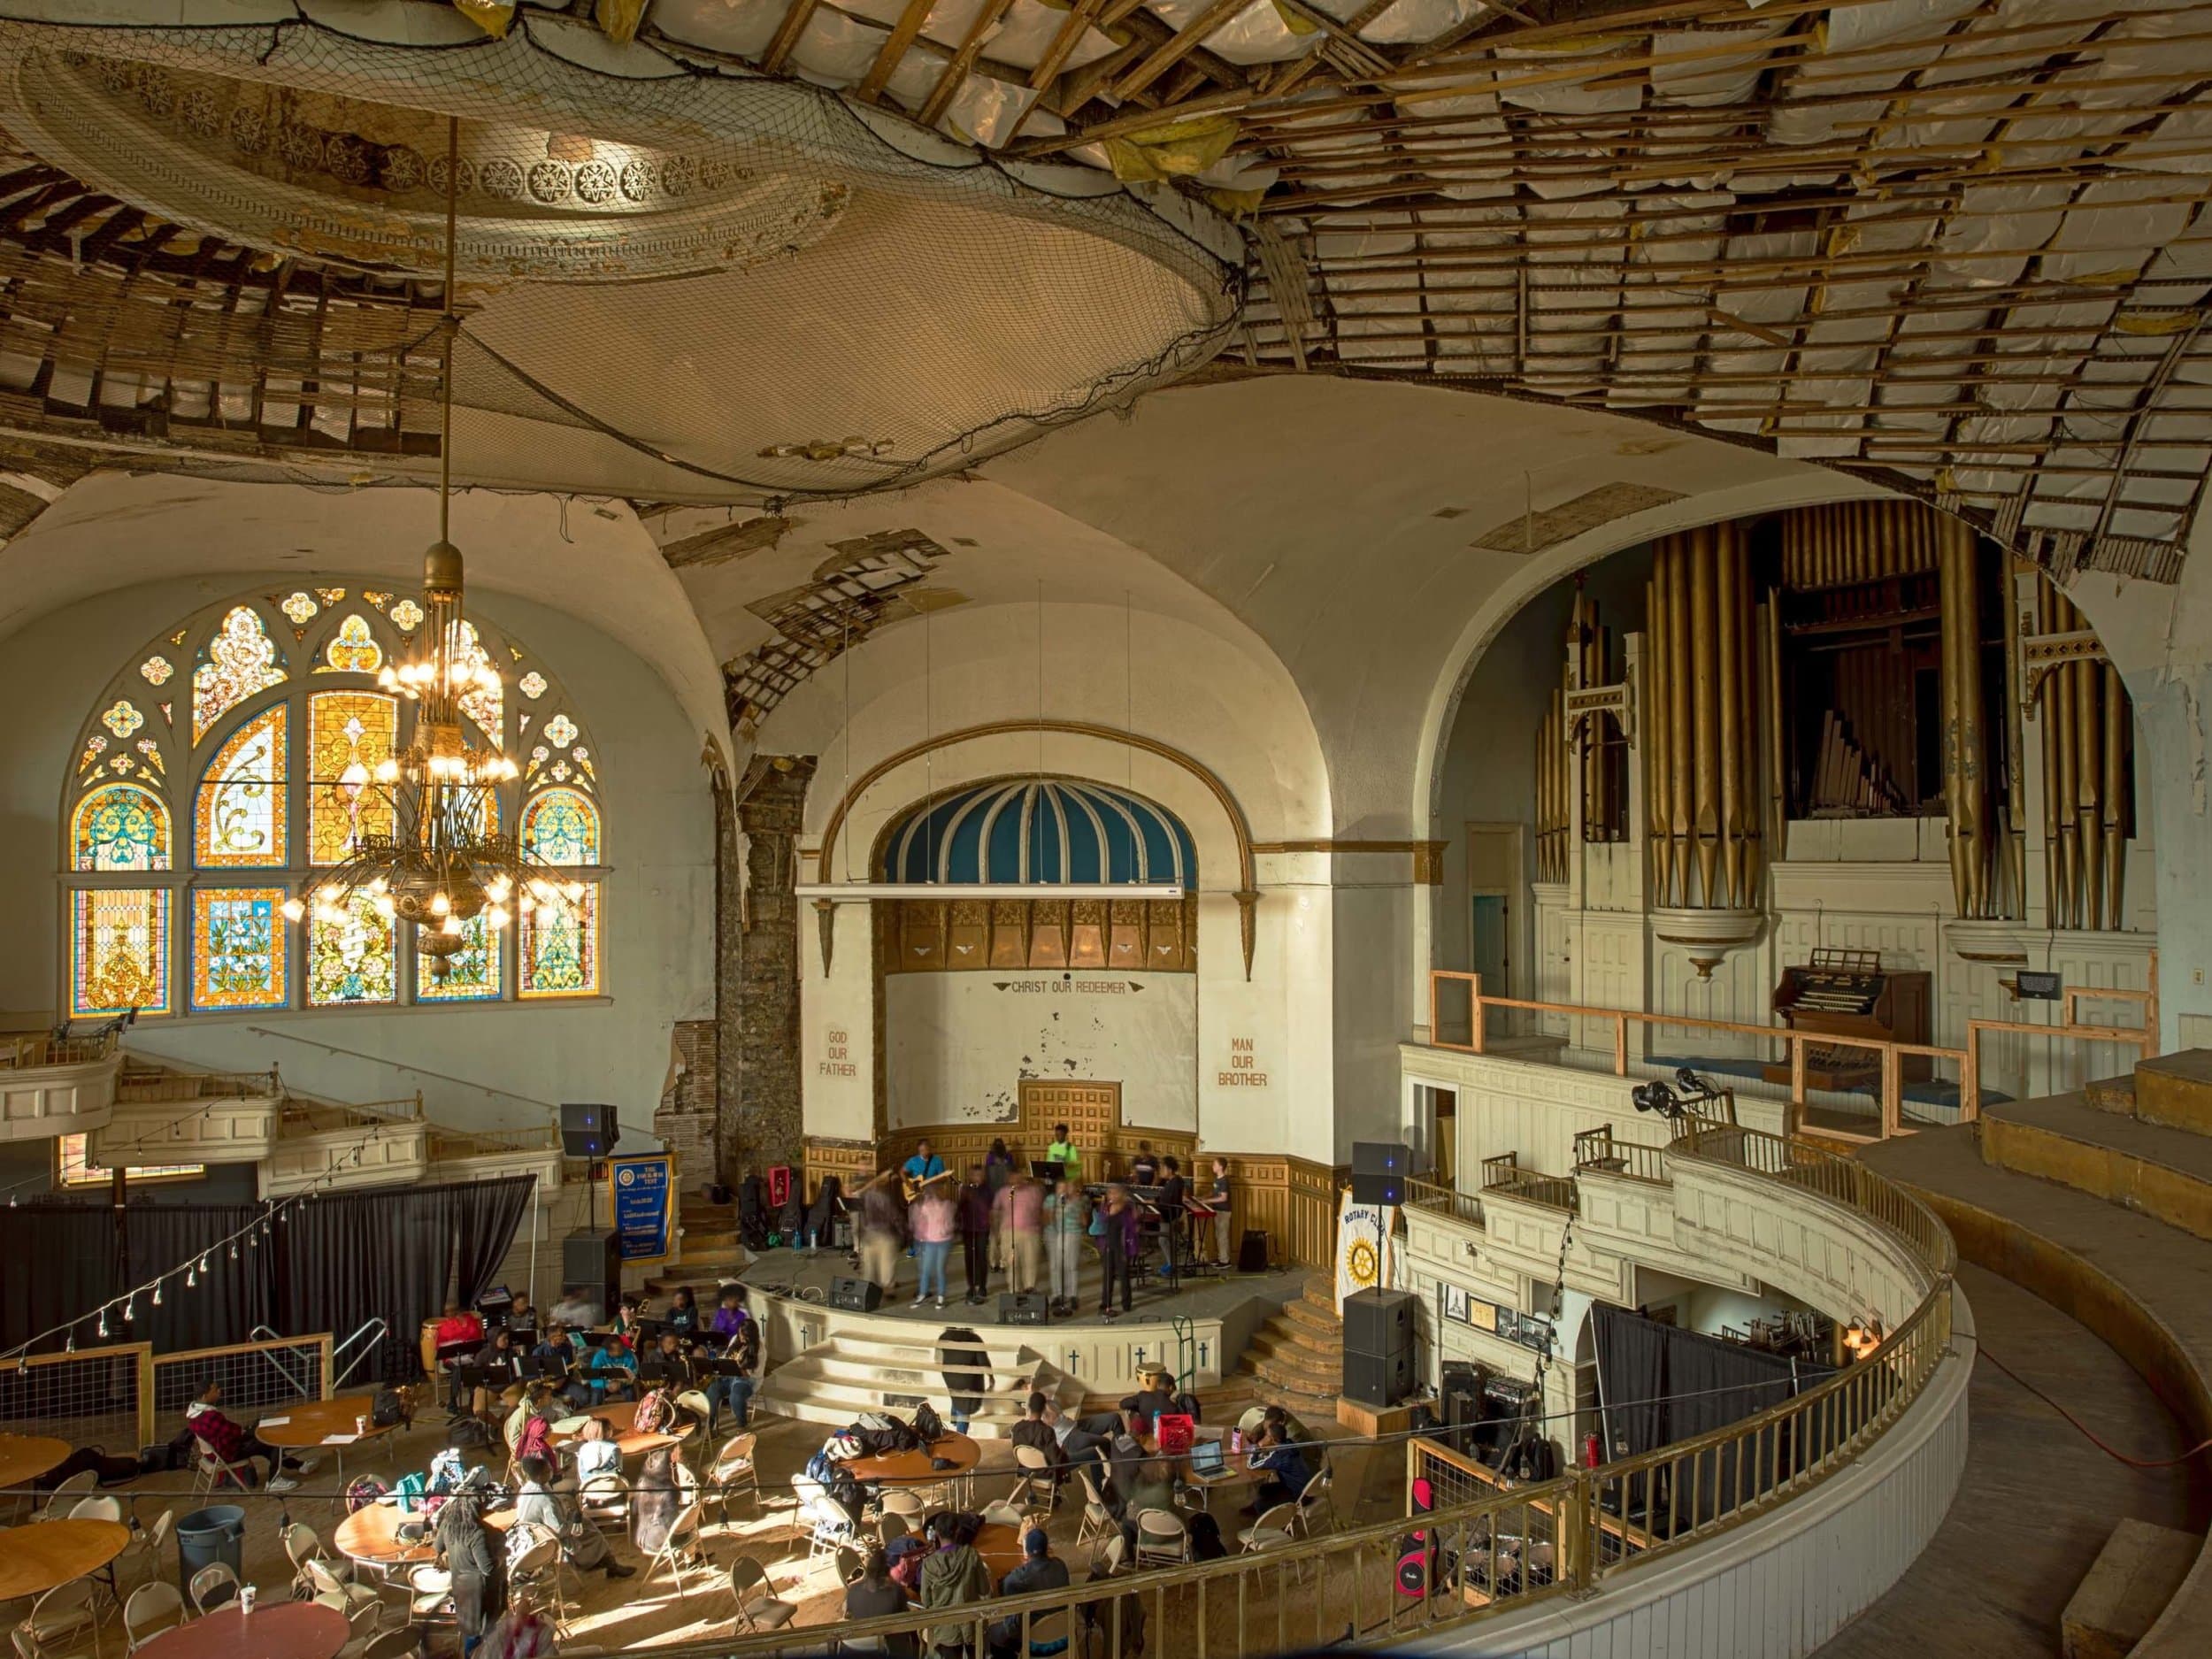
449 621 502 745
192 887 288 1010
417 911 502 1002
192 605 287 741
319 614 383 674
307 890 396 1006
73 783 171 872
72 888 170 1016
520 788 599 864
196 704 288 866
309 691 396 864
519 884 597 998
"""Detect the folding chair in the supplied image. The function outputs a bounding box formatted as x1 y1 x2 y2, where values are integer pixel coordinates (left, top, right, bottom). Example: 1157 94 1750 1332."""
24 1580 102 1659
1294 1472 1336 1537
578 1474 630 1530
191 1436 255 1500
1010 1444 1054 1509
644 1499 708 1598
706 1431 761 1523
725 1557 796 1633
121 1582 184 1654
1239 1503 1299 1555
1074 1466 1114 1551
190 1560 241 1613
1133 1508 1188 1571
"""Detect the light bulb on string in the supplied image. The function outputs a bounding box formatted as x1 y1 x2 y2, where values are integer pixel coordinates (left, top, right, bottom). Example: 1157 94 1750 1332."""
96 1310 109 1339
197 1253 210 1275
186 1264 196 1288
122 1293 135 1323
64 1333 74 1354
229 1241 239 1261
151 1283 162 1307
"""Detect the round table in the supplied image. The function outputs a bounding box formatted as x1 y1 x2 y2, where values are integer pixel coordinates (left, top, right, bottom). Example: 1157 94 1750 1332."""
0 1517 132 1601
973 1522 1028 1583
256 1397 390 1450
333 1502 438 1571
135 1599 348 1659
550 1400 680 1461
845 1432 981 1487
0 1434 70 1492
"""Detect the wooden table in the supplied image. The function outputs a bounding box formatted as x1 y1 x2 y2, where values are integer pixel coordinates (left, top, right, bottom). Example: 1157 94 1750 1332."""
974 1522 1028 1583
0 1434 70 1494
0 1517 131 1601
334 1502 519 1572
135 1599 348 1659
549 1400 680 1462
845 1432 981 1492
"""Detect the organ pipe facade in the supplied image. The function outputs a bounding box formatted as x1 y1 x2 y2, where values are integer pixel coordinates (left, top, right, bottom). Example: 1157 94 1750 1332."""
1644 521 1759 910
2034 582 2133 932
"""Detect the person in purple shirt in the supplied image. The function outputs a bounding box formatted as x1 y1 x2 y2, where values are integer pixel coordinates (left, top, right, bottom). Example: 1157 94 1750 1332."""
956 1164 995 1305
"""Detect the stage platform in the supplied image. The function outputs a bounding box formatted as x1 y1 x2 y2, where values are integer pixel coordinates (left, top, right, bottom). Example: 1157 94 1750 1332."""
737 1248 1307 1436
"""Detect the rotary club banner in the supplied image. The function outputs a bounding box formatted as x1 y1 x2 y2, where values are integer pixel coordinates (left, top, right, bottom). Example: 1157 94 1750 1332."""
1335 1187 1398 1310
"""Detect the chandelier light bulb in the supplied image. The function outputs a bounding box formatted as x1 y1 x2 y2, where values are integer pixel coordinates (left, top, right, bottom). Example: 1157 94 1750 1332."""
378 667 397 689
565 880 586 903
375 759 400 783
96 1310 108 1339
431 892 451 916
373 895 397 919
518 891 535 913
198 1253 209 1274
485 905 509 931
281 898 306 922
228 1241 239 1262
442 913 464 937
186 1265 197 1288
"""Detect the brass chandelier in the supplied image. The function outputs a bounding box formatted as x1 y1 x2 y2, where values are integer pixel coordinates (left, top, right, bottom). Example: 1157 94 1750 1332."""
284 117 580 983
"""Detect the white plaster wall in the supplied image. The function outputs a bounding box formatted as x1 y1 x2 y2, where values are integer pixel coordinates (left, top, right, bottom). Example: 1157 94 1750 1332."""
884 970 1198 1130
0 578 714 1138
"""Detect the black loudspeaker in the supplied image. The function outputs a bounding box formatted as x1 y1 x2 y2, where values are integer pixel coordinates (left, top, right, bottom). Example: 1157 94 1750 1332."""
1343 1286 1417 1358
1236 1229 1270 1273
1351 1141 1409 1207
561 1230 619 1312
998 1293 1051 1327
1344 1347 1413 1406
560 1102 620 1159
829 1276 883 1313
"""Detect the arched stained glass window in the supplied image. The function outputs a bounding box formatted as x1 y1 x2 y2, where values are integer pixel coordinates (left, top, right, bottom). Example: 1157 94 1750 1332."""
62 582 607 1018
192 605 287 741
196 705 288 867
73 783 170 872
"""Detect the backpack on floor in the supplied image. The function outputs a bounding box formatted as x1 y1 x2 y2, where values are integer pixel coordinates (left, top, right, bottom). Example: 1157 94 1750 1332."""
447 1415 496 1454
345 1475 389 1514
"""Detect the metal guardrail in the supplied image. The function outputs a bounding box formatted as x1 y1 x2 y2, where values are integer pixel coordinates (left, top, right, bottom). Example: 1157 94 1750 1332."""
1425 967 2157 1142
1 1030 119 1070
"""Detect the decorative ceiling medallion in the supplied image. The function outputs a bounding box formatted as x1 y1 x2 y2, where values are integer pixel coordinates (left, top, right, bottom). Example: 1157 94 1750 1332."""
7 48 849 282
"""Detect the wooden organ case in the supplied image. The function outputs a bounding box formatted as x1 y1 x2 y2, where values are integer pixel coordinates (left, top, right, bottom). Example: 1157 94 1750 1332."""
1766 948 1932 1088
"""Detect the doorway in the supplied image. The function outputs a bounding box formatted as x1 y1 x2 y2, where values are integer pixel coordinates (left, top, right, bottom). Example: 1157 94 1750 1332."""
1465 822 1521 996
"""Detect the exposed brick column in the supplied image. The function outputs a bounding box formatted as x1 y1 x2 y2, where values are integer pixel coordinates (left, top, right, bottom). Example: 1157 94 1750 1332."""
652 1019 718 1190
718 756 817 1181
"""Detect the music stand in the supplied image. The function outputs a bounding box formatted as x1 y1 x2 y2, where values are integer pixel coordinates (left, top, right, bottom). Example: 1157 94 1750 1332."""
1029 1160 1064 1182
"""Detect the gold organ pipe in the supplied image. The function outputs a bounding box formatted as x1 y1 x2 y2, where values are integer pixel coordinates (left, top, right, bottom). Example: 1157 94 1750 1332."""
1739 528 1761 902
1938 511 1994 918
2052 592 2081 928
2101 660 2127 932
1646 573 1671 904
1668 536 1694 906
2001 557 2026 919
1763 594 1786 863
2037 582 2065 926
1717 521 1745 909
2073 613 2102 933
1691 526 1722 905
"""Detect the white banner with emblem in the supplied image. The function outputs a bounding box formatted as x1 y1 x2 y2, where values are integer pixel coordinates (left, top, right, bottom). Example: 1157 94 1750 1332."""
1335 1188 1398 1310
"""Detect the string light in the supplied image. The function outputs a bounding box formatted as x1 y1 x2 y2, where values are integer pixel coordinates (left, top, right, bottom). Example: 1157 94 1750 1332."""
96 1310 108 1339
151 1282 162 1307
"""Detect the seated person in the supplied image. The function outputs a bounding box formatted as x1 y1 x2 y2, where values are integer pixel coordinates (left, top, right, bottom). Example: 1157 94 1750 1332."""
506 1380 558 1463
571 1414 622 1486
646 1330 698 1396
1118 1371 1176 1426
503 1290 539 1346
1010 1391 1064 1475
886 1534 928 1598
585 1333 638 1402
663 1286 701 1340
987 1528 1071 1659
612 1294 647 1345
1245 1421 1312 1514
531 1325 591 1409
468 1327 520 1416
513 1455 634 1578
185 1382 313 1492
549 1284 601 1332
1261 1403 1325 1476
703 1287 760 1436
846 1547 917 1657
1048 1402 1123 1473
1107 1417 1177 1546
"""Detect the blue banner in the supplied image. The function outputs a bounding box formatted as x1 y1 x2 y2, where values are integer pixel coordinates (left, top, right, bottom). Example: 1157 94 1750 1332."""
609 1153 672 1264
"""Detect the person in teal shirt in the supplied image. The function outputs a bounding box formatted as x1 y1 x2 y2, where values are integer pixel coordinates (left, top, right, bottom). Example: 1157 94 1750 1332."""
902 1140 946 1186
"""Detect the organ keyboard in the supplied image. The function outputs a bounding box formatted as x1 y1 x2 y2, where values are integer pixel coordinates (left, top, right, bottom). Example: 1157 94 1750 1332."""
1767 948 1932 1087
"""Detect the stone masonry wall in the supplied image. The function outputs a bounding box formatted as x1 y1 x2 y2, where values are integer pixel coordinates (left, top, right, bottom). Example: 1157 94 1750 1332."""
652 1018 718 1194
718 756 815 1181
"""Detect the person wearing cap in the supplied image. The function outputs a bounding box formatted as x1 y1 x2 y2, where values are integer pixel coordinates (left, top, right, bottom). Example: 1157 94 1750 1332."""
886 1532 929 1598
987 1528 1069 1658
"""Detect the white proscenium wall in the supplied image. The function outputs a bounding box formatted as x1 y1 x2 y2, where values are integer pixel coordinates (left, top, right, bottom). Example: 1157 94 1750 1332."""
0 575 714 1139
885 971 1198 1130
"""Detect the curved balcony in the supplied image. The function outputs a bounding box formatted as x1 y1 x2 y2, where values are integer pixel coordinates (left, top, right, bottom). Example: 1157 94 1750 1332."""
0 1031 119 1142
92 1063 282 1165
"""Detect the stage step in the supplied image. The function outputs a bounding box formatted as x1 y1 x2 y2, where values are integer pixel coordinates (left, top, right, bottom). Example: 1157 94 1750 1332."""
2134 1049 2212 1137
2084 1073 2138 1116
756 1331 1083 1440
1235 1273 1343 1415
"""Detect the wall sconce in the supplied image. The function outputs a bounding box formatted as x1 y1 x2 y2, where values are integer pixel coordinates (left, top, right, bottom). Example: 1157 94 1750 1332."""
1841 1314 1884 1360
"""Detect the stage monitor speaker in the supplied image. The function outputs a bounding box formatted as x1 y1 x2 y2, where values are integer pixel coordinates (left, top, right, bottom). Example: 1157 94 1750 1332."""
829 1276 883 1313
998 1293 1051 1327
561 1230 619 1312
560 1102 619 1159
1236 1229 1270 1273
1343 1286 1417 1359
1350 1141 1409 1207
1344 1347 1413 1406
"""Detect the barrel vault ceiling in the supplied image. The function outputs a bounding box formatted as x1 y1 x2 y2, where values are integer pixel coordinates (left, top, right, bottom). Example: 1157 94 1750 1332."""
0 0 2204 589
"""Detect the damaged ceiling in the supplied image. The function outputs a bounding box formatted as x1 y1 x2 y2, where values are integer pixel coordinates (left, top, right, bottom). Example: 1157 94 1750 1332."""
0 0 2200 581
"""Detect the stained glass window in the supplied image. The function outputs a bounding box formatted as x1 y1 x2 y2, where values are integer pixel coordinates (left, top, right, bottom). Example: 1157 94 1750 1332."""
319 614 383 674
519 672 547 700
73 783 171 872
280 591 319 625
196 704 288 866
389 599 422 631
520 789 599 864
57 1134 203 1187
192 605 287 741
72 888 170 1016
307 890 396 1006
192 887 288 1010
308 691 396 864
417 911 502 1002
103 700 144 738
519 886 597 997
140 656 173 686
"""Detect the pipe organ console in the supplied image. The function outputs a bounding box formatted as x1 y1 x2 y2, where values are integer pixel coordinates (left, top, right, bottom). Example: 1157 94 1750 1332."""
1766 948 1932 1088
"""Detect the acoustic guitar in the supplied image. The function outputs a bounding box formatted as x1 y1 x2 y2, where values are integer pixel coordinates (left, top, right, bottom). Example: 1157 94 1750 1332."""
902 1167 956 1202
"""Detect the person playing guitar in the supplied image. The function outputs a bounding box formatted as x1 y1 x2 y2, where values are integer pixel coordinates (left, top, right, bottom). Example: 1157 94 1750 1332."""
901 1139 950 1200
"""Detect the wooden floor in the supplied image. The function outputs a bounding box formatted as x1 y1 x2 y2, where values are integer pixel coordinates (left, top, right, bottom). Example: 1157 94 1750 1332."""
1814 1263 2208 1658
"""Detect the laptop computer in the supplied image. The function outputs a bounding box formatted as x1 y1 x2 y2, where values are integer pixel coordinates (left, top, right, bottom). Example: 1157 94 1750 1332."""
1187 1438 1226 1477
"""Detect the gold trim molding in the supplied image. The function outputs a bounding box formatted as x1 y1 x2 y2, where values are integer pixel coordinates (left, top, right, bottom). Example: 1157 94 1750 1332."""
1250 839 1450 885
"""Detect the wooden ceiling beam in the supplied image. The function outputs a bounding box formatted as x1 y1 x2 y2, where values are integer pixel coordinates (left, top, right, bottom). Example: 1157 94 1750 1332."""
856 0 941 103
758 0 823 75
918 0 1022 126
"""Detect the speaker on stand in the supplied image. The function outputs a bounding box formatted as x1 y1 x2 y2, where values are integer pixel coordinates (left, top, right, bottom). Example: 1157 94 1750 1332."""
1342 1286 1417 1405
561 1103 623 1311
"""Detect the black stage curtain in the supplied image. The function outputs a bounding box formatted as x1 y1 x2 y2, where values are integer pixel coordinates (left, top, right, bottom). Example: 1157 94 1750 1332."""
454 1175 535 1306
1591 1304 1833 1530
2 1176 534 1380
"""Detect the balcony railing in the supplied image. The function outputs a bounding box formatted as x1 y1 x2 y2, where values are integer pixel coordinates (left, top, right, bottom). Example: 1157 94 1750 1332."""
1 1030 119 1070
1404 1174 1484 1228
1571 1125 1670 1184
1481 1152 1578 1213
113 1067 280 1102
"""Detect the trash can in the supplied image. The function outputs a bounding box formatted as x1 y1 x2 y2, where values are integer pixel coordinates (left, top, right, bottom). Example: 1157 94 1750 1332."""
175 1504 246 1601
